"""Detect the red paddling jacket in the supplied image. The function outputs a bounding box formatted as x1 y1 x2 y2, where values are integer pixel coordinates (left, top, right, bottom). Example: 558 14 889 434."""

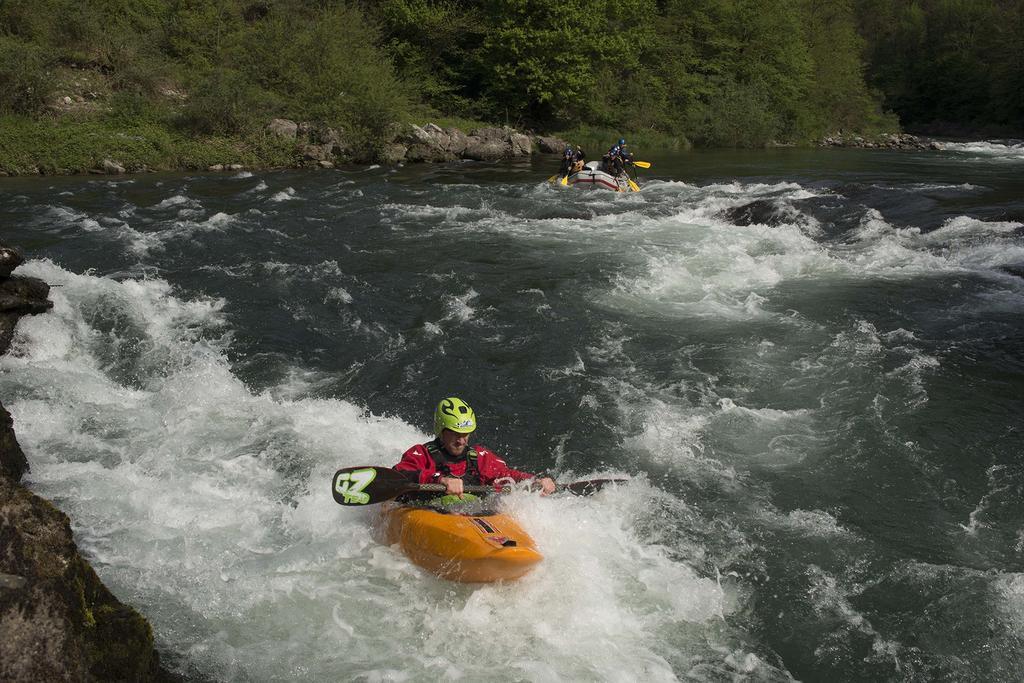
395 439 536 487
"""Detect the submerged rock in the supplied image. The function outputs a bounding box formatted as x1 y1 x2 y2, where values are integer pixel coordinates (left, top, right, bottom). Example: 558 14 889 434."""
721 199 794 227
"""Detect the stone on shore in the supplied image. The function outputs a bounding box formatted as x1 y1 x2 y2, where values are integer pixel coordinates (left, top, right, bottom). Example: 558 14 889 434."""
267 118 298 139
535 135 570 153
100 159 126 174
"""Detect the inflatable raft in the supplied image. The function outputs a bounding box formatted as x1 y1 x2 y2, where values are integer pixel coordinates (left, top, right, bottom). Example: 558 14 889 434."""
377 504 542 582
566 161 637 192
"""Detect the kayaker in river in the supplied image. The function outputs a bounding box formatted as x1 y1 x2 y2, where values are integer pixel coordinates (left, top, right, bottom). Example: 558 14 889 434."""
394 397 557 499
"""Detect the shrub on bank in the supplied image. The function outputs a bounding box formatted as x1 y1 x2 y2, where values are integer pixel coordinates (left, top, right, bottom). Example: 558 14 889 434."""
178 68 278 136
0 36 55 115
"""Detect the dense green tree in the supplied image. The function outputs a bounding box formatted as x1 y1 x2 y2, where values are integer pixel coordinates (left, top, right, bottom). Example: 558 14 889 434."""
370 0 487 117
800 0 892 135
472 0 657 127
2 0 1020 151
649 0 816 145
856 0 1024 133
237 2 409 143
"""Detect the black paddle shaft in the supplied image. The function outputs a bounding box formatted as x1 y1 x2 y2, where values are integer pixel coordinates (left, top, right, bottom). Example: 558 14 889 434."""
331 465 627 506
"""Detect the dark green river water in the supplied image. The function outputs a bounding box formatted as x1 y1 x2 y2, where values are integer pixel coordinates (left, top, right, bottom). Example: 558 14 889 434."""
2 142 1024 681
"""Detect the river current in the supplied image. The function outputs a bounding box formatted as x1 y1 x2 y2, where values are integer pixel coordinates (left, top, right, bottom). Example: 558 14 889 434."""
2 141 1024 681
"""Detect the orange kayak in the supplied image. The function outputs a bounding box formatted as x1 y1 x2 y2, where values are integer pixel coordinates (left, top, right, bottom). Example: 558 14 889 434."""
377 504 543 583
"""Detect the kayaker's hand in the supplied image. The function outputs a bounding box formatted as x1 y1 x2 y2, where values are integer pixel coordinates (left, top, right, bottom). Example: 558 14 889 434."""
440 476 464 497
537 477 556 496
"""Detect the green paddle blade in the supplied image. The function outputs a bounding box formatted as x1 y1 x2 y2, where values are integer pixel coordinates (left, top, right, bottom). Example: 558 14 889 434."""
332 466 414 505
332 465 490 505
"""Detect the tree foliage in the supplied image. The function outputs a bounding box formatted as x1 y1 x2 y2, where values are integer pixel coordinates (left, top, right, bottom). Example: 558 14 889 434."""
369 0 902 144
0 0 1020 148
855 0 1024 134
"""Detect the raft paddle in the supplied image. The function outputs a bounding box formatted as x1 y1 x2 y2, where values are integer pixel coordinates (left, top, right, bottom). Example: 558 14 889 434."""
560 174 569 186
631 160 651 169
331 465 628 506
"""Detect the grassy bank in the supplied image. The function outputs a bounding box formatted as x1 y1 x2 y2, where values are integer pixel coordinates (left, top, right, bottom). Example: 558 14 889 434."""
0 115 298 176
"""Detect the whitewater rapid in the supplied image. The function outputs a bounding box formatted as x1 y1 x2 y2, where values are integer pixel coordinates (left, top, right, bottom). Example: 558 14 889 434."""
3 146 1024 680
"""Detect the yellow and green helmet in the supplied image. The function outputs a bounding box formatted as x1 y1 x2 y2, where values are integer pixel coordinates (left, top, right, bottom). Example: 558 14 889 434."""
434 397 476 436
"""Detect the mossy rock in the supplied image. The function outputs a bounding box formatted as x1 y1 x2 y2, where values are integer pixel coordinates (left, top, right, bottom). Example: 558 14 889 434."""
0 478 174 681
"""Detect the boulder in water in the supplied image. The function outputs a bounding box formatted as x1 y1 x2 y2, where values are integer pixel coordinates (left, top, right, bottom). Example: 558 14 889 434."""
721 199 792 227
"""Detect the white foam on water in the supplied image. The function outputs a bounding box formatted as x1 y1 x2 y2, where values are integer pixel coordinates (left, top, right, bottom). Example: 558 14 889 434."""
801 564 909 672
935 140 1024 160
324 287 353 304
153 194 199 210
1 259 776 680
995 572 1024 633
260 259 345 281
908 182 980 192
379 201 501 228
916 215 1023 245
47 205 104 232
46 205 167 256
619 392 719 474
120 213 242 256
594 196 1023 327
602 212 833 322
48 193 251 257
443 287 478 323
269 187 300 202
846 211 1024 278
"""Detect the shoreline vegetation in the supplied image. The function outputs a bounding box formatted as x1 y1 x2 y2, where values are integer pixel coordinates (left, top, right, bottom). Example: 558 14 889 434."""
0 114 992 179
2 1 1022 178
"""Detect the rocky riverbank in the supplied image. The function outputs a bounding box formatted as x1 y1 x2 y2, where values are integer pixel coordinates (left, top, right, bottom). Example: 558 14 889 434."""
0 116 570 177
818 131 942 150
0 244 173 681
261 119 570 170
